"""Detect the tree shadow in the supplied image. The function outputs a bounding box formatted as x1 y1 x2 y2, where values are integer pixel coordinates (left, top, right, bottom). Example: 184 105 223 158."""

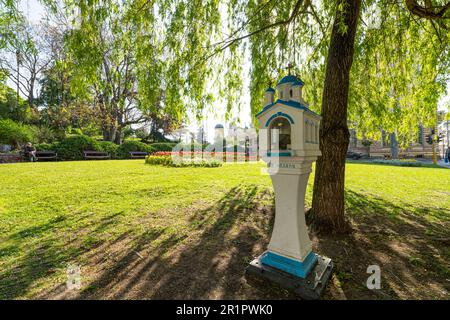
0 211 127 299
314 189 449 300
346 160 448 169
71 184 297 299
2 185 448 300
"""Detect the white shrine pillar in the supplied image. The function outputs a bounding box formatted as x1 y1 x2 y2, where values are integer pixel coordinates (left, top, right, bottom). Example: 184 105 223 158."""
246 72 333 299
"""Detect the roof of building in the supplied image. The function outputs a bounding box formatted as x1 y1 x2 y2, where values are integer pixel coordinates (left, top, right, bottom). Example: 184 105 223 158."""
215 124 224 129
265 87 275 92
292 79 304 86
277 75 304 86
256 99 320 118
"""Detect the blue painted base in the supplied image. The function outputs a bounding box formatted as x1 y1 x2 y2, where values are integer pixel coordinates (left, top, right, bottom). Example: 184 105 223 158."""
266 151 291 157
260 251 318 278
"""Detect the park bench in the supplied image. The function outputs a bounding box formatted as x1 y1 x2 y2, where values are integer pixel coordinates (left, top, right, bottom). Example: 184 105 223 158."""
346 151 362 160
83 151 111 160
36 151 58 161
129 151 149 159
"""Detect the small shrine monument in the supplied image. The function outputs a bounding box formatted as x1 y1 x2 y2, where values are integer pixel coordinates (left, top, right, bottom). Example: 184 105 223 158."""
246 70 333 300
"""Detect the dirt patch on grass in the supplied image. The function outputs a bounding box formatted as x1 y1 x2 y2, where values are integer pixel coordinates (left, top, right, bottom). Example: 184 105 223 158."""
36 186 449 300
315 192 449 300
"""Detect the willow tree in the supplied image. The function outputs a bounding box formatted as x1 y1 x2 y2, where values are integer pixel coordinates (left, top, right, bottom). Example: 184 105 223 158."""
59 0 243 143
49 0 450 232
0 1 19 49
348 2 449 149
218 0 450 233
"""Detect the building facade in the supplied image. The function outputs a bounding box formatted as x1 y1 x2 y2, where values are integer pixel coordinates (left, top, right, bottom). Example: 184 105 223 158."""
438 120 450 159
348 126 437 159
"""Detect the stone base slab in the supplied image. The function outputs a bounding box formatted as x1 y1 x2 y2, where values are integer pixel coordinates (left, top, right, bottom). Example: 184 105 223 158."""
245 254 333 300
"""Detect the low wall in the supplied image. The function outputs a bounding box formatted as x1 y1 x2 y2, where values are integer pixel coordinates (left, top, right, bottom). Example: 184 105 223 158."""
0 153 23 164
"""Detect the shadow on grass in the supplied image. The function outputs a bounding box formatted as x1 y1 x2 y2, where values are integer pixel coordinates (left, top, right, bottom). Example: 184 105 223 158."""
1 186 448 300
314 189 449 300
71 184 295 299
0 211 127 299
346 159 447 169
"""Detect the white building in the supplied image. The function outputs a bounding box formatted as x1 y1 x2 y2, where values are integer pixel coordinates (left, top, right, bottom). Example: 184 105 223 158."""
438 119 450 158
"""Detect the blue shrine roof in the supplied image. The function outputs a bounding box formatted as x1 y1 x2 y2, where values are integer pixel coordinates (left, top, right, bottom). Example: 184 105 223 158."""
265 87 275 92
256 99 320 118
292 79 304 86
277 75 304 86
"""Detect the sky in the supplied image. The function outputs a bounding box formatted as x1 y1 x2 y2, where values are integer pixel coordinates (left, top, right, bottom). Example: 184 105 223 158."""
11 0 450 140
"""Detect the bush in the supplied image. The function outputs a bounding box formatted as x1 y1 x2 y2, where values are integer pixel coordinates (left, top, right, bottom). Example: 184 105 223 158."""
149 142 177 152
145 155 172 166
55 135 101 160
35 142 57 152
0 119 34 148
98 141 119 159
31 125 57 143
148 142 218 153
145 154 222 167
370 159 426 167
117 140 154 159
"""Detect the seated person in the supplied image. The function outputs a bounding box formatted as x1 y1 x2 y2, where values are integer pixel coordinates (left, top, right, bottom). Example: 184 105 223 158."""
23 142 37 162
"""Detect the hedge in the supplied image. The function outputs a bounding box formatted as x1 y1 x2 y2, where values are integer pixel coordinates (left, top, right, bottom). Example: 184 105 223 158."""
149 142 177 152
117 140 155 159
35 143 56 152
98 141 119 159
145 154 222 167
0 119 34 147
52 135 101 160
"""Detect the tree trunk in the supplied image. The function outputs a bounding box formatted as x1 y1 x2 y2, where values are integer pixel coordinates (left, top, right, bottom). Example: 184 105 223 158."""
103 128 110 142
28 85 34 110
114 127 123 145
310 0 361 233
390 132 399 159
102 126 117 143
109 126 117 143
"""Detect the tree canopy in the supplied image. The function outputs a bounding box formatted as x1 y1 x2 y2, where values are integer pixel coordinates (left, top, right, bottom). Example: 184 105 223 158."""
2 1 448 144
55 1 450 144
1 0 449 232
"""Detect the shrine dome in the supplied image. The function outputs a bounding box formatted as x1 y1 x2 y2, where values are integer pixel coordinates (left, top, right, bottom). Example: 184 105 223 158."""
277 75 304 86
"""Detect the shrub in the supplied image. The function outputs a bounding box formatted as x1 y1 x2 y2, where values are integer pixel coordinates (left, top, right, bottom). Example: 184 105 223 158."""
145 155 172 166
0 119 34 148
149 142 221 153
117 140 154 159
55 135 100 160
98 141 119 159
361 140 373 147
35 142 57 152
145 154 222 167
370 159 425 167
31 125 57 143
149 142 177 152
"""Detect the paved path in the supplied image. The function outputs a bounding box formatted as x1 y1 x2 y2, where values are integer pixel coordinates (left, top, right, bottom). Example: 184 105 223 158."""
437 160 450 168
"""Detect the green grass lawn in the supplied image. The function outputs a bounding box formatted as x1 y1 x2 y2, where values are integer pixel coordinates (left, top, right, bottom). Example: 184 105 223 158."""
0 160 449 299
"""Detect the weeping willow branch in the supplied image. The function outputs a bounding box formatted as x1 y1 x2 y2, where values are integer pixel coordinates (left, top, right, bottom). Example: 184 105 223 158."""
405 0 450 28
203 0 309 61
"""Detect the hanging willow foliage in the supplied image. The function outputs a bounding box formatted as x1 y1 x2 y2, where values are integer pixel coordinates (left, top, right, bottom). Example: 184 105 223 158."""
4 0 449 144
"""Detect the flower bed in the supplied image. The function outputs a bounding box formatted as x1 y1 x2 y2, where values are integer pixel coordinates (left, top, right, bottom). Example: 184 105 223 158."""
151 151 257 162
145 153 222 167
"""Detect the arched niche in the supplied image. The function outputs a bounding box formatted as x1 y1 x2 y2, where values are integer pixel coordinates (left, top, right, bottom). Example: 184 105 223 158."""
269 117 292 151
